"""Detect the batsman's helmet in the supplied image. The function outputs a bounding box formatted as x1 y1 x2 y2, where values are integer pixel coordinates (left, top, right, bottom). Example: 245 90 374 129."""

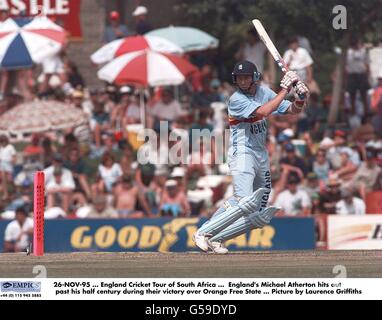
232 60 261 84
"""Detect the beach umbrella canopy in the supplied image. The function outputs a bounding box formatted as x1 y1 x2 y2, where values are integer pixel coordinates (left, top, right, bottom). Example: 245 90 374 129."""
0 100 88 135
0 16 67 70
97 49 197 86
146 26 219 52
91 35 183 64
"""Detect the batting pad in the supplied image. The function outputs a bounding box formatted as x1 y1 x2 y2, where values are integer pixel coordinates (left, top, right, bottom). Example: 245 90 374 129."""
197 188 267 237
209 206 279 242
209 197 239 220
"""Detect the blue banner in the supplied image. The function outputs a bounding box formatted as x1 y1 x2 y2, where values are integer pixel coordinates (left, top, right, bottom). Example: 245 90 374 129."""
0 217 315 252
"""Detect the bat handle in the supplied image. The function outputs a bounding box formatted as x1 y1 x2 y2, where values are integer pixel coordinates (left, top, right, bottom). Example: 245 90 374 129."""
283 64 305 100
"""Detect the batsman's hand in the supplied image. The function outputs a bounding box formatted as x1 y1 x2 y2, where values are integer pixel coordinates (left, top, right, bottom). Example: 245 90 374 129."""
295 80 309 98
280 71 299 90
292 81 309 112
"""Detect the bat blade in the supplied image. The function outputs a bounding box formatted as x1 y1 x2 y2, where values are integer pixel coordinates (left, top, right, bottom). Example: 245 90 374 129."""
252 19 288 73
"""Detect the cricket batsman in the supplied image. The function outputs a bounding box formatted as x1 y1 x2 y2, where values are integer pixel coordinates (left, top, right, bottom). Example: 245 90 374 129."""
193 60 309 254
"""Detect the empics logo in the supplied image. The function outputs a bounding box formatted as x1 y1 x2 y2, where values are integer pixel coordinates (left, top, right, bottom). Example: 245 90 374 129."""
1 281 41 293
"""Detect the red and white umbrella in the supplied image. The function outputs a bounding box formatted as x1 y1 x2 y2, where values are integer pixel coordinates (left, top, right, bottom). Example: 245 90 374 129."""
91 35 183 65
0 16 67 70
97 49 197 86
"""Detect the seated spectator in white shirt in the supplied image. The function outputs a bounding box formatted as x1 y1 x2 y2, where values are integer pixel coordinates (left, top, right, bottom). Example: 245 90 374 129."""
336 188 366 215
150 88 183 131
44 153 74 184
87 195 118 219
0 134 16 201
96 152 123 193
274 175 312 216
46 166 75 214
283 36 313 83
3 207 33 253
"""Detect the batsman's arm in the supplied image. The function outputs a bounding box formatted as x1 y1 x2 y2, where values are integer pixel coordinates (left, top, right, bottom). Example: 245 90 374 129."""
254 89 289 117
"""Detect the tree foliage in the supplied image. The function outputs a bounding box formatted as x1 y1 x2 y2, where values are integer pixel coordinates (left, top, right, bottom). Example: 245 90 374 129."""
174 0 382 87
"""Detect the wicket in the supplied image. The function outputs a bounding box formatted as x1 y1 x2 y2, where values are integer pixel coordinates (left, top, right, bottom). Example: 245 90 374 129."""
33 171 45 256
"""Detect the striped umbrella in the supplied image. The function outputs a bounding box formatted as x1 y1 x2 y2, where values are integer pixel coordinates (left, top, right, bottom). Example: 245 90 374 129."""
91 35 183 65
97 49 197 86
0 16 67 70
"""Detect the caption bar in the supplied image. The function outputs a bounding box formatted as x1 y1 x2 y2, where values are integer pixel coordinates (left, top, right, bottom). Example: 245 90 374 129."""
0 279 381 300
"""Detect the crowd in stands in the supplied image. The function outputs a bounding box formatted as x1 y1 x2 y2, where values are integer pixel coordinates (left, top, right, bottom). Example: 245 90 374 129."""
1 6 382 252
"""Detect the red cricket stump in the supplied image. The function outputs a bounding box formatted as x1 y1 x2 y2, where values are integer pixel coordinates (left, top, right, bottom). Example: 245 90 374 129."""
33 171 45 256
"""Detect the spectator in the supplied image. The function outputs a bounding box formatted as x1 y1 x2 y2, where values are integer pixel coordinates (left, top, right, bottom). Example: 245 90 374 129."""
132 6 153 35
117 87 141 128
313 149 330 183
350 148 381 199
65 61 85 91
274 175 311 216
64 148 92 203
188 139 214 177
159 179 190 217
306 93 329 140
41 136 56 167
353 114 376 143
280 143 308 177
326 130 360 170
170 166 187 192
100 85 118 113
283 36 313 83
300 172 320 199
46 166 75 214
87 195 118 218
103 11 131 44
82 88 99 117
69 91 92 150
119 141 135 175
150 88 183 131
319 177 342 214
90 102 110 149
39 49 67 95
191 77 222 111
0 135 16 201
189 109 213 147
134 163 158 209
235 28 267 73
336 188 366 215
370 73 382 112
114 175 152 218
23 134 43 161
3 206 33 253
346 37 370 114
332 149 358 184
95 152 122 194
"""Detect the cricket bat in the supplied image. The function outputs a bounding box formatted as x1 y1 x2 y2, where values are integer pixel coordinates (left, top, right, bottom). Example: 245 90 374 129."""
252 19 304 98
252 19 289 73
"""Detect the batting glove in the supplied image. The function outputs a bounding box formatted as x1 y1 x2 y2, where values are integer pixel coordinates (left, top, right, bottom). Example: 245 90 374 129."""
280 71 299 90
295 80 309 97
